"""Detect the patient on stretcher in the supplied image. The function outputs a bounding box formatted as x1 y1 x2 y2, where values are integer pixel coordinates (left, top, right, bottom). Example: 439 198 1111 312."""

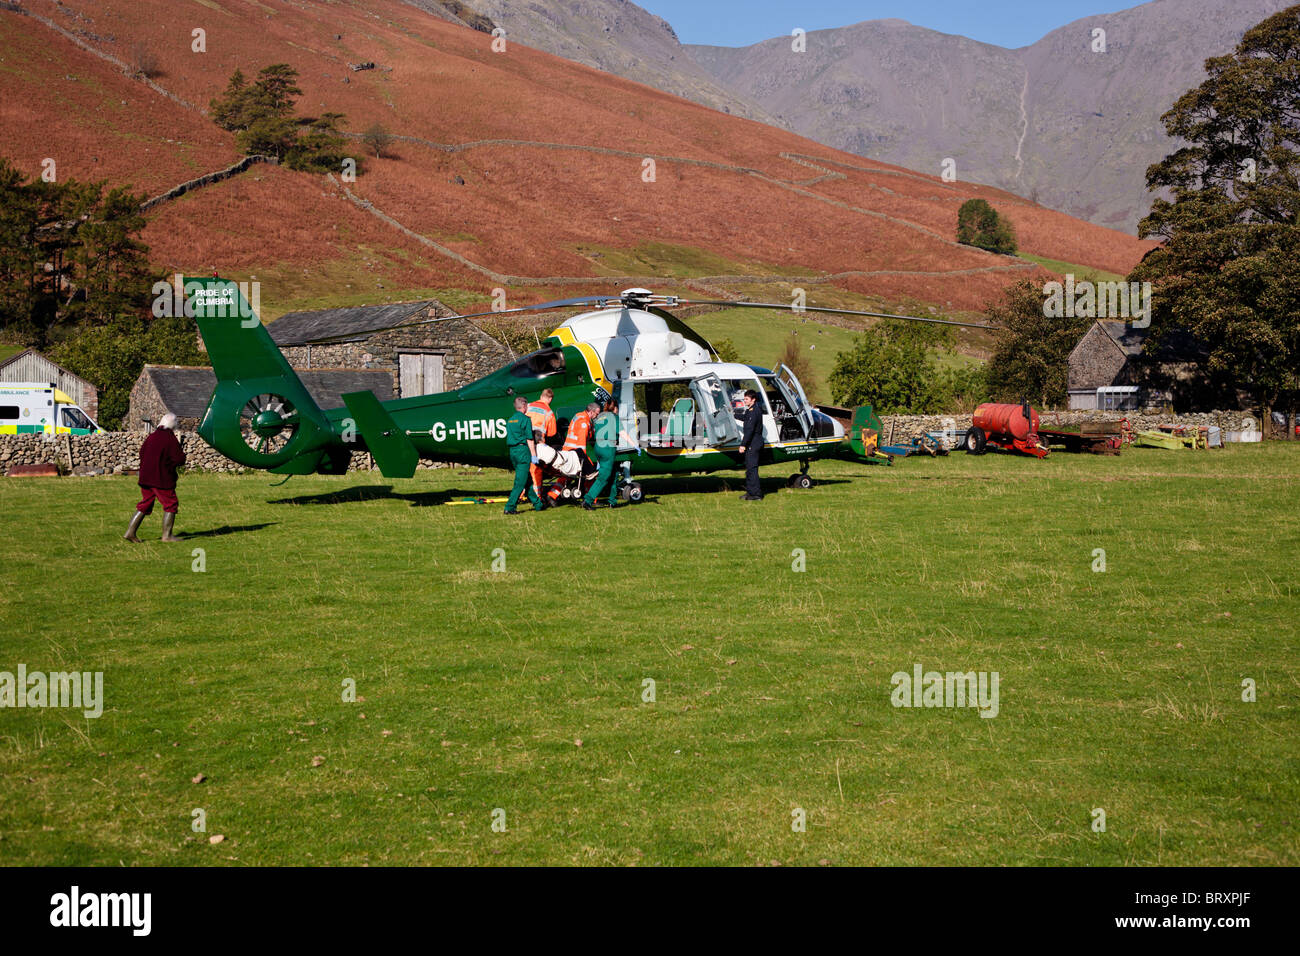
536 443 597 502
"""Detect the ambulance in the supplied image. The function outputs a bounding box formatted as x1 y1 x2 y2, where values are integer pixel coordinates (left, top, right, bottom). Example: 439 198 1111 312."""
0 382 104 435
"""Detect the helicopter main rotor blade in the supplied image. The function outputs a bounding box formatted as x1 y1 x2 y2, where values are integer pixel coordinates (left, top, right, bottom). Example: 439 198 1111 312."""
673 299 993 329
447 295 624 322
303 295 625 345
302 290 992 347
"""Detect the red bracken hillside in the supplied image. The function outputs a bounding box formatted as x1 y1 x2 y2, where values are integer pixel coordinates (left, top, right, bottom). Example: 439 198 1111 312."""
0 0 1156 319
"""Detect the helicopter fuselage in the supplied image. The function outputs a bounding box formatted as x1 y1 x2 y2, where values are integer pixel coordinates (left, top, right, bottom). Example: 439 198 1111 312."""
318 305 847 476
190 279 881 484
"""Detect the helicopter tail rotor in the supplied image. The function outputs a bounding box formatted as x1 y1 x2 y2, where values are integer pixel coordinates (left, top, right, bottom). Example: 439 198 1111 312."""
187 277 345 472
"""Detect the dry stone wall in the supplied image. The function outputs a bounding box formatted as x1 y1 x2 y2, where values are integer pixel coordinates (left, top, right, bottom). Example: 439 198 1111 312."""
0 432 459 475
0 409 1278 476
877 409 1262 445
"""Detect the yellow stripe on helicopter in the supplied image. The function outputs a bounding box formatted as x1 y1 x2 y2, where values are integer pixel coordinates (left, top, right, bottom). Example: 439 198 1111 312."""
549 327 614 395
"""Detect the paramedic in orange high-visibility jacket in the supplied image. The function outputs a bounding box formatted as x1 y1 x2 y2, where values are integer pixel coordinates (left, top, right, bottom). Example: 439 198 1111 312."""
548 401 600 502
526 387 557 495
563 402 600 466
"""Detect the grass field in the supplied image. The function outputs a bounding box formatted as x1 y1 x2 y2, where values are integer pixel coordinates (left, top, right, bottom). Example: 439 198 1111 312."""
1 444 1297 866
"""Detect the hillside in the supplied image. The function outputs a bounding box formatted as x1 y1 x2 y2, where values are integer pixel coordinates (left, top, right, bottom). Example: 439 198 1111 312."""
0 0 1153 337
687 0 1294 232
447 0 779 125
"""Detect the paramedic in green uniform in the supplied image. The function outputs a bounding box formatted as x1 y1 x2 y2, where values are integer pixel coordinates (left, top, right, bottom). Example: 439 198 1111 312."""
582 398 624 510
505 396 544 515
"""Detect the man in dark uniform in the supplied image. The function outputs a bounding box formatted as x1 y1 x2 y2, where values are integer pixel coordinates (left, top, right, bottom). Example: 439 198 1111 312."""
504 396 544 515
124 413 186 542
737 389 764 501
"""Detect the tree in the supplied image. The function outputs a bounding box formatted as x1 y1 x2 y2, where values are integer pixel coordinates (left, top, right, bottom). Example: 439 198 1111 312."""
711 338 741 364
361 122 394 159
248 63 302 118
934 362 989 413
53 313 204 430
956 198 1017 255
211 64 358 174
287 113 353 173
71 186 153 326
210 69 255 131
236 114 298 160
0 159 41 337
129 40 159 79
778 331 818 401
828 320 954 413
984 279 1089 408
1131 5 1300 430
0 160 152 349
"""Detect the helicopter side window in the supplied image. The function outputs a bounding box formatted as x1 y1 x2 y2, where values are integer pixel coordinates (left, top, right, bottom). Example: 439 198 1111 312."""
509 348 565 378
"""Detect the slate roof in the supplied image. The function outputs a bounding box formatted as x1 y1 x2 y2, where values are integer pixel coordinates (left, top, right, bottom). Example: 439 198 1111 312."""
1096 320 1150 356
268 301 433 346
141 365 394 418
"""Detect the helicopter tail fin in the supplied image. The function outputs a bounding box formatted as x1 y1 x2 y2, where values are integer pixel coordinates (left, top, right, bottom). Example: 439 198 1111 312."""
340 390 419 478
187 277 343 473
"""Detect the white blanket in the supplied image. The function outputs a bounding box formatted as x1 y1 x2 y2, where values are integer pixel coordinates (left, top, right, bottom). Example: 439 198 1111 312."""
535 444 583 478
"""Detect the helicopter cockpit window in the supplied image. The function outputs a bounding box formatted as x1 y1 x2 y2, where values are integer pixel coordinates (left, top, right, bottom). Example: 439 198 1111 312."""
509 348 565 378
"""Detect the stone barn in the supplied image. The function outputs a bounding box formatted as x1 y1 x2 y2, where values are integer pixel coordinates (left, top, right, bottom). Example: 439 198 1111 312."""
1067 320 1151 410
127 365 396 433
1068 320 1211 411
0 349 99 421
267 300 512 399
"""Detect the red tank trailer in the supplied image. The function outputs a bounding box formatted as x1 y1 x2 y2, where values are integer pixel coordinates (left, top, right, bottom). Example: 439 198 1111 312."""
963 402 1050 458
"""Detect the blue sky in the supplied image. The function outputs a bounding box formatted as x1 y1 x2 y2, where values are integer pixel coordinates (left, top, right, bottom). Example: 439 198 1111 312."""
637 0 1142 49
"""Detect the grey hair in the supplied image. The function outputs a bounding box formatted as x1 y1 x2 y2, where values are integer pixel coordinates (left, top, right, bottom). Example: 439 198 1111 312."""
586 403 601 415
159 413 178 430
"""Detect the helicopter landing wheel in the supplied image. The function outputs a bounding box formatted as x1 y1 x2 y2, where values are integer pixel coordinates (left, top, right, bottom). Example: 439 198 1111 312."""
794 473 813 489
626 481 644 503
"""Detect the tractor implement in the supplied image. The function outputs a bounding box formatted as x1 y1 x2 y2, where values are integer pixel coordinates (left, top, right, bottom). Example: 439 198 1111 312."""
962 402 1050 458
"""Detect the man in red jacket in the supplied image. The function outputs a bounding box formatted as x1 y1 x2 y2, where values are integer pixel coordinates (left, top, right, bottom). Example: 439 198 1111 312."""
124 413 187 543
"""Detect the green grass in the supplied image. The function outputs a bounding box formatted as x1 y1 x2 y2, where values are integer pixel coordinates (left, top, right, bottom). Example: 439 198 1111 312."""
1 445 1297 865
690 308 982 403
0 344 23 362
1018 253 1123 284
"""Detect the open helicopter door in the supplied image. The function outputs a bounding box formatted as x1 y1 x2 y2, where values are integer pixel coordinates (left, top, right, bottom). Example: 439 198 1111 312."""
690 373 741 446
775 365 815 438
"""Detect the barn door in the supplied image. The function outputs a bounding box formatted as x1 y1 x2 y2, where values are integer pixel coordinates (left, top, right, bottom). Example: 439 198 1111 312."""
422 353 444 394
399 353 445 397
